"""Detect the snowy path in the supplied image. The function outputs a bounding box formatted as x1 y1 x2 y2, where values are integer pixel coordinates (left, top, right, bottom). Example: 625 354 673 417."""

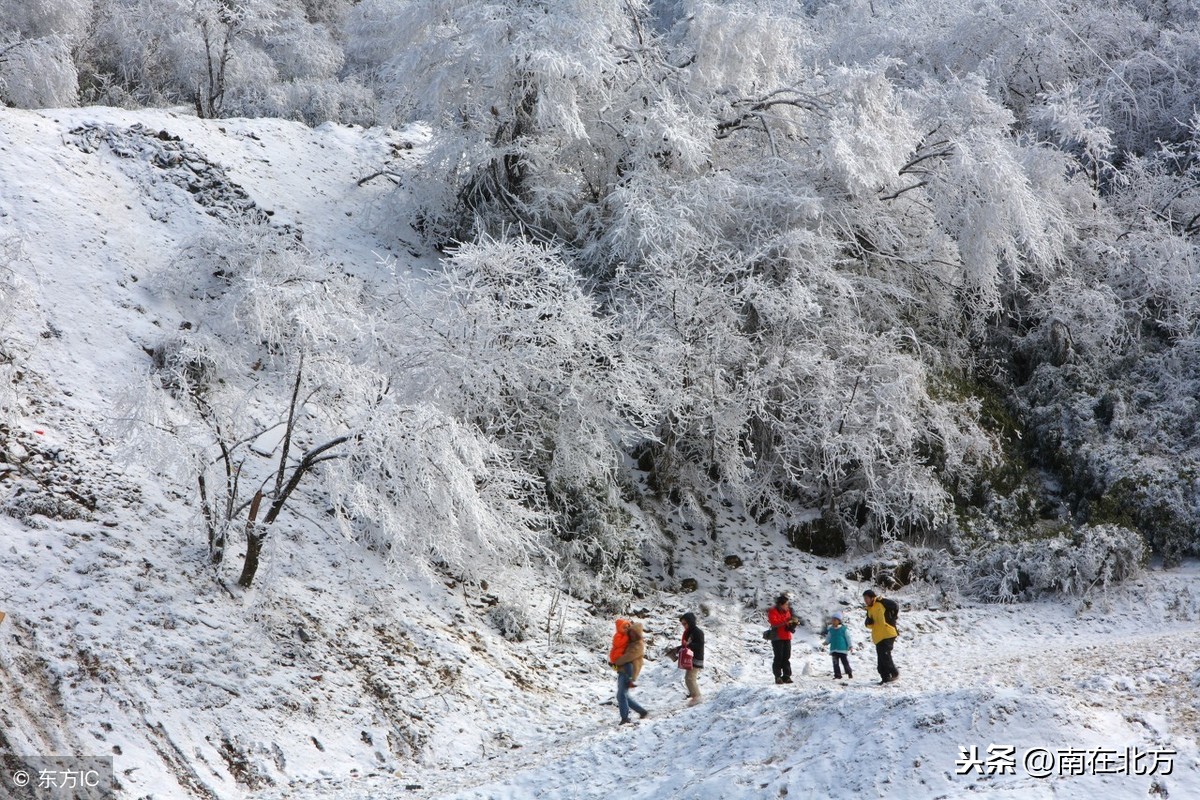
252 588 1200 800
929 620 1200 743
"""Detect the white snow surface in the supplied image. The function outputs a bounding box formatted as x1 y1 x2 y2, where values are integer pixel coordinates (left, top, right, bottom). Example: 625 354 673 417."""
0 105 1197 800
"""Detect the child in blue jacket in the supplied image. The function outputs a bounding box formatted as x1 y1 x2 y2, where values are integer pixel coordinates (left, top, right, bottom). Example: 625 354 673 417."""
822 611 853 680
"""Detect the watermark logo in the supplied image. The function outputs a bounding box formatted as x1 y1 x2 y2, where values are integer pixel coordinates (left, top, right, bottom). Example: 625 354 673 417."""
0 756 114 799
956 745 1175 778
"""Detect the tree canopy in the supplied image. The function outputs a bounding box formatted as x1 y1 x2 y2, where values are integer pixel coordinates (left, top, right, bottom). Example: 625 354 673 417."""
18 0 1200 599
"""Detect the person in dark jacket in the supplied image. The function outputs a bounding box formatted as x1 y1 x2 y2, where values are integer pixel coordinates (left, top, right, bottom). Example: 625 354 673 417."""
678 611 705 704
767 594 798 684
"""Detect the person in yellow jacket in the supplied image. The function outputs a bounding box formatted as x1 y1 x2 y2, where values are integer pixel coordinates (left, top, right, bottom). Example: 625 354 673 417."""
863 589 899 684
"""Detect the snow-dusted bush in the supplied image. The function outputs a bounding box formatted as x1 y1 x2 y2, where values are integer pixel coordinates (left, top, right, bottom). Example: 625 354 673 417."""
549 480 647 603
234 77 378 127
485 603 532 642
325 402 547 583
3 491 90 525
964 524 1145 602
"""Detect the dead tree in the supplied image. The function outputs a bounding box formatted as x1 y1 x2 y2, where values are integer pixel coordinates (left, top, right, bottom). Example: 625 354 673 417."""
237 358 350 587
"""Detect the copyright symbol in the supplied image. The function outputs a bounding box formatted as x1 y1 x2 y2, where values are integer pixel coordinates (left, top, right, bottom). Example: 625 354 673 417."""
12 770 29 787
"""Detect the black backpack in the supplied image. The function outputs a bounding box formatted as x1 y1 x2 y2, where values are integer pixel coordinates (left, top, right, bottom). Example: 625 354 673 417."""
881 597 900 627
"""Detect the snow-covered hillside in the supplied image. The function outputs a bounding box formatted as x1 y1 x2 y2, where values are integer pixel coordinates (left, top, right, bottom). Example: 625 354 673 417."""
0 106 1197 800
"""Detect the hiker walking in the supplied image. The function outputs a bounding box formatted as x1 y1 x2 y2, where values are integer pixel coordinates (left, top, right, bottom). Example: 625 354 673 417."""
609 618 649 725
862 589 899 684
677 611 705 704
767 594 798 684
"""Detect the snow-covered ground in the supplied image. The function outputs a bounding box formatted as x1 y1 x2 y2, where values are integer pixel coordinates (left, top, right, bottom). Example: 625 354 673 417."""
0 106 1196 800
257 557 1200 800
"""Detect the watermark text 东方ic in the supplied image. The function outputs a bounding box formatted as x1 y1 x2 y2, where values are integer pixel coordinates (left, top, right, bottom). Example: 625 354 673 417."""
0 756 114 799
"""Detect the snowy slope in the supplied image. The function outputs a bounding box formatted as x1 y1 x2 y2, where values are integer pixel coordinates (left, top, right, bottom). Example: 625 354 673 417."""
0 106 1198 800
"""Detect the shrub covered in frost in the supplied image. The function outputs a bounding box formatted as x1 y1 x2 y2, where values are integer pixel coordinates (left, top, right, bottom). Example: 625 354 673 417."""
486 604 531 643
964 524 1145 602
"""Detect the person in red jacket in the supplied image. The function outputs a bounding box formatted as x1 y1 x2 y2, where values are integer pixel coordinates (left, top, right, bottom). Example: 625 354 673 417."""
767 594 798 684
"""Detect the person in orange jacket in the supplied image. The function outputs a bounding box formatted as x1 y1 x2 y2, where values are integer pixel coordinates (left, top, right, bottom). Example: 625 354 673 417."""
608 618 630 666
767 594 798 684
609 619 648 724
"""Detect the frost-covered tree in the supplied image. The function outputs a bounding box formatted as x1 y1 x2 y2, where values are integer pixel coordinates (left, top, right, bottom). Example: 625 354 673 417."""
95 0 1200 590
354 0 652 243
77 0 279 112
119 225 544 587
324 400 546 584
369 0 1072 561
61 0 373 122
0 0 85 107
1009 115 1200 563
797 0 1200 568
0 35 78 107
396 239 654 596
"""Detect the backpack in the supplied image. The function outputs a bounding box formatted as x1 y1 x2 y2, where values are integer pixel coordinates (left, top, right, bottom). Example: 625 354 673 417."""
880 598 900 628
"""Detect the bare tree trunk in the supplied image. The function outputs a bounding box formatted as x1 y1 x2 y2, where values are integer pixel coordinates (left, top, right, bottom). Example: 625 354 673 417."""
275 354 303 497
195 395 241 563
236 434 351 588
199 473 222 563
196 13 236 118
236 490 264 587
